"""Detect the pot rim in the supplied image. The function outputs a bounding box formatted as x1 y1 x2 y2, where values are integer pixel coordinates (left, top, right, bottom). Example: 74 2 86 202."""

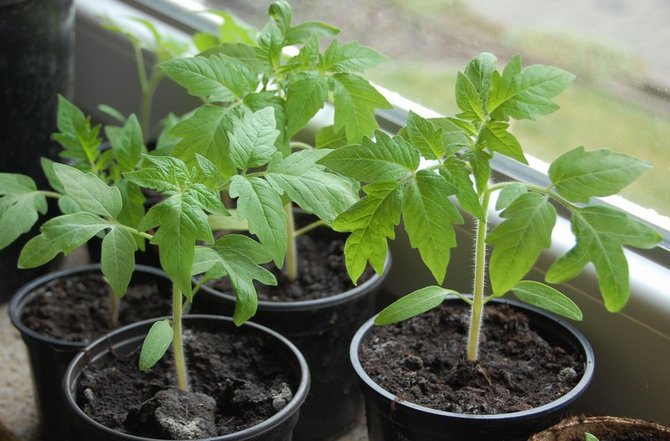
62 314 311 441
350 296 595 421
529 415 670 440
199 253 392 312
8 263 170 349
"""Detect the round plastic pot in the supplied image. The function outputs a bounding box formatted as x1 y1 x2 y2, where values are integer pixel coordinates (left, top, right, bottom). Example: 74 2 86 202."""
62 315 310 441
528 415 670 440
9 264 172 441
195 256 391 441
350 297 595 441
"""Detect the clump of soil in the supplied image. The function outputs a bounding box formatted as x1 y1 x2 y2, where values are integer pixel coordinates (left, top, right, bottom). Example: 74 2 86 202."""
360 302 585 414
208 233 374 301
76 326 297 438
21 272 171 343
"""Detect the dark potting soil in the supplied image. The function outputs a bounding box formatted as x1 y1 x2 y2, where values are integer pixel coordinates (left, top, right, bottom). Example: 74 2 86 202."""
21 273 171 343
360 303 585 414
209 234 373 301
77 326 296 439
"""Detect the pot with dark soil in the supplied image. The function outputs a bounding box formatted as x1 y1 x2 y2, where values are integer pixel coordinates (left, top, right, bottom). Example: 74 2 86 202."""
9 264 173 441
528 415 670 441
195 221 391 441
351 298 594 440
324 53 661 440
63 315 310 441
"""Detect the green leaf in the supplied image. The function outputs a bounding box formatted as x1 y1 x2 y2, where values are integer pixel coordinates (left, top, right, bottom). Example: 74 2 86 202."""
208 210 248 231
211 234 277 325
549 147 651 203
479 121 527 164
463 52 497 103
267 150 359 224
53 163 122 218
495 182 528 210
229 175 287 267
139 320 173 371
244 92 289 156
439 158 484 220
52 95 102 168
229 107 279 170
315 125 349 149
170 105 237 177
455 72 485 121
402 170 462 284
193 32 220 52
268 0 292 35
285 72 329 138
375 286 457 325
97 104 127 125
511 281 583 320
490 61 575 120
286 21 339 45
108 114 145 172
546 205 661 311
40 158 65 194
585 433 599 441
319 131 419 183
141 195 212 299
18 234 61 268
321 40 386 73
257 20 285 66
159 54 257 102
0 174 47 249
487 192 557 296
405 112 446 160
101 228 137 296
331 73 392 143
333 181 403 282
124 156 186 193
209 10 257 45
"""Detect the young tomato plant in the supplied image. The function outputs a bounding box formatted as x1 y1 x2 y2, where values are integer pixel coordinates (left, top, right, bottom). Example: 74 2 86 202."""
157 0 390 283
321 52 662 361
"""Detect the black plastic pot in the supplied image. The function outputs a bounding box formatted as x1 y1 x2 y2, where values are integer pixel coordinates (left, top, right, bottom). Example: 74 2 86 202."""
528 415 670 440
195 256 391 441
350 297 595 441
0 0 74 302
9 264 172 441
63 315 310 441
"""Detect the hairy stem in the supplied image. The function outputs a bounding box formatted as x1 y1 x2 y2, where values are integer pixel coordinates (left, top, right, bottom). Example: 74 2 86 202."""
467 189 491 362
172 285 188 391
108 291 119 329
294 219 325 237
284 203 298 282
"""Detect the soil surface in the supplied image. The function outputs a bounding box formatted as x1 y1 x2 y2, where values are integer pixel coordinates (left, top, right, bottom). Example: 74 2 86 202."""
21 273 171 343
359 302 584 414
208 233 373 301
76 325 297 438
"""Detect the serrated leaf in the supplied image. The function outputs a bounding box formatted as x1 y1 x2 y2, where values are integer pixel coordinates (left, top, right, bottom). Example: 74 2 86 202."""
455 72 485 121
53 163 122 218
258 20 285 66
229 175 287 267
406 112 446 160
319 131 419 183
211 234 276 325
321 40 386 73
402 170 462 284
487 192 557 296
141 194 212 299
170 105 237 177
286 21 339 45
512 281 582 321
315 125 348 149
0 174 47 249
285 72 329 138
470 150 492 196
108 114 145 172
229 108 279 170
479 121 527 164
267 150 359 223
496 182 528 211
549 147 651 203
428 117 473 153
489 61 575 120
126 155 190 193
159 54 257 102
547 205 661 311
375 286 457 325
244 92 289 156
463 52 497 103
439 158 484 220
101 228 137 296
331 73 392 143
333 181 402 282
139 320 173 371
53 95 102 168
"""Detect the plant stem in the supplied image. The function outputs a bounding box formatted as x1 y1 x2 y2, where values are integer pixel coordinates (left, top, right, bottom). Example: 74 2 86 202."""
284 203 298 282
294 219 325 237
172 285 188 391
466 189 491 362
108 291 119 329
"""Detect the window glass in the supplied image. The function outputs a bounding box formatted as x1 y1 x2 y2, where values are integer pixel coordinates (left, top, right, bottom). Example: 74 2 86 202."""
184 0 670 221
